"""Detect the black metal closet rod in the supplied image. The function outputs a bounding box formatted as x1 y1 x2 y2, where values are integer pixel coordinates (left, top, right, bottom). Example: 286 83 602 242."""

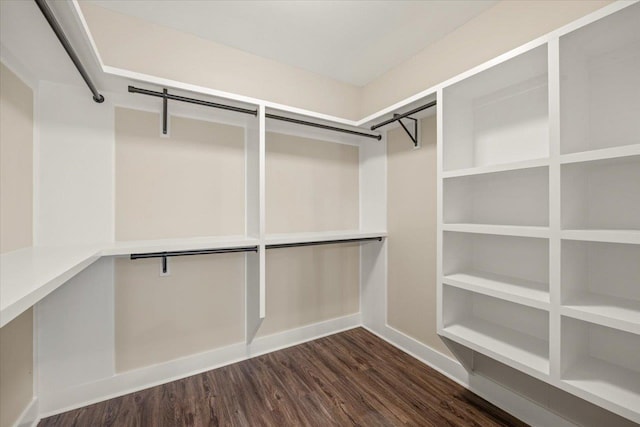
370 100 437 131
266 236 382 250
130 246 258 260
128 86 259 116
34 0 104 103
266 114 382 141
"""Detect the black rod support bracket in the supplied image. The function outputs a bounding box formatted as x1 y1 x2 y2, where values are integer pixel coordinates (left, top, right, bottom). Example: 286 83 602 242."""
162 88 168 135
395 114 419 147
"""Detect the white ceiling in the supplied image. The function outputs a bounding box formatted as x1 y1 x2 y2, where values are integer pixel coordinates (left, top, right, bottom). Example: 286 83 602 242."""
87 0 497 87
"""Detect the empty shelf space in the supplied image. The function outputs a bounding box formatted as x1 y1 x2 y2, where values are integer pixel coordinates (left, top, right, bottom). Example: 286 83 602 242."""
563 358 640 423
442 157 549 178
443 224 550 238
443 318 550 377
561 155 640 231
102 235 260 256
265 230 386 247
562 293 640 335
443 271 549 309
444 166 548 227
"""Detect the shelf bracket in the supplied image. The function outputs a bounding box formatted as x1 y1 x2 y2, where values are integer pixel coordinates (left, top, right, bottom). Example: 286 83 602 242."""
395 114 419 147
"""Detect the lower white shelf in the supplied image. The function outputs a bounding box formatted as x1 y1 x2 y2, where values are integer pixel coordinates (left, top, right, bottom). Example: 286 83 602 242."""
443 270 549 310
562 292 640 335
442 318 550 379
563 358 640 423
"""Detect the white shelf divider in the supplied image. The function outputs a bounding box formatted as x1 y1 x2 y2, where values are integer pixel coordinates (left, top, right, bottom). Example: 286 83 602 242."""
443 271 549 310
102 235 260 256
561 230 640 245
442 318 550 380
561 293 640 335
443 223 550 238
560 144 640 165
0 246 102 327
442 157 549 179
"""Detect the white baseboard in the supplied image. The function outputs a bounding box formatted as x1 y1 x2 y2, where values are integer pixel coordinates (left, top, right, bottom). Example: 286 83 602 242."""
13 397 38 427
363 323 577 427
39 313 361 417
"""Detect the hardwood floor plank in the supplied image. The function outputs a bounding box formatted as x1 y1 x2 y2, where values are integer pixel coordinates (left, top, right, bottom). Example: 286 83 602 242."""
39 328 527 427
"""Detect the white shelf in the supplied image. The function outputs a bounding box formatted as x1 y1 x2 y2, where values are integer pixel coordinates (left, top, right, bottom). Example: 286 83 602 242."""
563 358 640 424
443 223 550 238
442 317 550 379
562 292 640 335
102 235 260 256
0 246 102 327
561 230 640 245
442 157 549 179
560 144 640 165
265 230 387 246
443 271 549 310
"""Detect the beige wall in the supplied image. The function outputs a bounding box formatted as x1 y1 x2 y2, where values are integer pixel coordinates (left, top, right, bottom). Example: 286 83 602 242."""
0 310 33 427
0 63 34 427
115 108 245 240
115 254 245 372
266 132 359 233
0 62 33 253
361 0 612 116
79 2 361 120
387 115 450 357
259 244 360 337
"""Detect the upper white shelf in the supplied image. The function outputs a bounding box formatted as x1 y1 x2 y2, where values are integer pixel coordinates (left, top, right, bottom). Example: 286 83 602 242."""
562 292 640 335
560 144 640 165
265 230 387 246
102 235 259 256
443 270 549 310
0 245 102 328
443 224 550 239
442 157 549 179
561 230 640 245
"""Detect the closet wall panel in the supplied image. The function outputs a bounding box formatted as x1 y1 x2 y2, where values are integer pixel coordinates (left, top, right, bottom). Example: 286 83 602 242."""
0 63 34 427
114 254 245 372
265 132 359 233
259 244 360 337
115 107 245 240
386 115 451 357
0 62 33 253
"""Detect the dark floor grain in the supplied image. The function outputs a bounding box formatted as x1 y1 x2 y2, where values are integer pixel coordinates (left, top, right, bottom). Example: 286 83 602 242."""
39 327 527 427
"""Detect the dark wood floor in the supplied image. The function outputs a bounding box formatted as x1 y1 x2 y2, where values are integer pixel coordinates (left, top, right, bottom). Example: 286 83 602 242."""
40 328 527 426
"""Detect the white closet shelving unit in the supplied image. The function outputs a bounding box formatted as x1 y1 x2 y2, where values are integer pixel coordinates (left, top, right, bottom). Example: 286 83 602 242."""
438 2 640 423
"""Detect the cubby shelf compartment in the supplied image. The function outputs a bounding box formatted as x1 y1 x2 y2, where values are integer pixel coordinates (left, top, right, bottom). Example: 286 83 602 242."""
443 271 549 310
444 166 548 227
442 157 549 179
443 44 549 171
561 155 640 232
562 240 640 335
444 232 549 306
442 286 550 380
560 3 640 155
561 317 640 423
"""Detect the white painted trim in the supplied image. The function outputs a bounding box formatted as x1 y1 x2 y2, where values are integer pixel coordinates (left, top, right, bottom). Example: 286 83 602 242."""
363 324 578 427
12 397 38 427
38 313 361 417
